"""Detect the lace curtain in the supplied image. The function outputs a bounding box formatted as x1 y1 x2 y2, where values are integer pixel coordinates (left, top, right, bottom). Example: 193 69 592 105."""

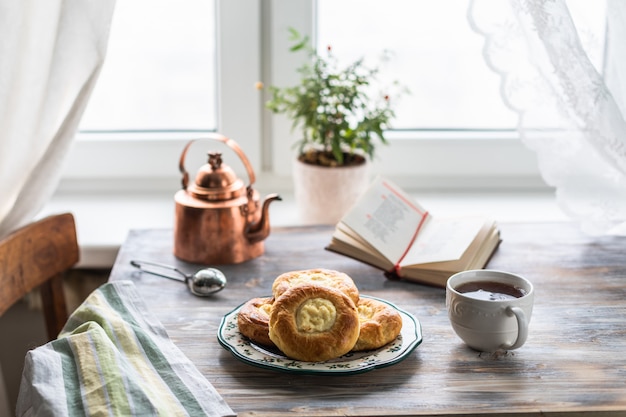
469 0 626 235
0 0 115 238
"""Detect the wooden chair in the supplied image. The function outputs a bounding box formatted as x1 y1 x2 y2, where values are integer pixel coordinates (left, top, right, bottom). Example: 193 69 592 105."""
0 213 79 341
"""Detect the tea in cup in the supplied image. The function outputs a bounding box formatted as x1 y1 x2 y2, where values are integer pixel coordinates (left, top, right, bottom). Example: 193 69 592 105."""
446 269 534 352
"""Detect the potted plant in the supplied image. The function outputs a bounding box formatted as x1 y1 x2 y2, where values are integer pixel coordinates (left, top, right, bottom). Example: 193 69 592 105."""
266 28 402 224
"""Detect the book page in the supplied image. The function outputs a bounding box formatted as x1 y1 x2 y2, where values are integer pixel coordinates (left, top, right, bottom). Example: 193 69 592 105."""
333 223 385 260
339 176 429 264
328 224 393 271
401 216 486 265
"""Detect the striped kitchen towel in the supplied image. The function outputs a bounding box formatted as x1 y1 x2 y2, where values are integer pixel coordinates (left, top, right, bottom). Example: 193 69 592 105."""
16 280 235 417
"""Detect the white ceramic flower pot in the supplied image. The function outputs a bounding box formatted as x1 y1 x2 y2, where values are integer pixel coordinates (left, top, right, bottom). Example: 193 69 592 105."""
292 158 370 225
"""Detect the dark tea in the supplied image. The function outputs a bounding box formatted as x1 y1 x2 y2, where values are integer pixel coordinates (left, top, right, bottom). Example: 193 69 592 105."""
455 280 526 301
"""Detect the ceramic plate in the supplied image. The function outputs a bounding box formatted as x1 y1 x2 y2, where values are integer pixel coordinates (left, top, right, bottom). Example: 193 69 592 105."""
217 295 422 375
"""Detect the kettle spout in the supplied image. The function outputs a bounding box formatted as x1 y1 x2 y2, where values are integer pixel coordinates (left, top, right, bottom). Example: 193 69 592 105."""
246 193 282 244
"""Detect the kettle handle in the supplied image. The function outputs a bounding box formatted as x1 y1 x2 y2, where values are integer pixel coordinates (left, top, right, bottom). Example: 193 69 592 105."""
178 134 256 190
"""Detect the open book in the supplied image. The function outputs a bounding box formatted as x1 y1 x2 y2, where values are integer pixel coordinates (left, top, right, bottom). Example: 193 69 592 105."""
325 176 501 287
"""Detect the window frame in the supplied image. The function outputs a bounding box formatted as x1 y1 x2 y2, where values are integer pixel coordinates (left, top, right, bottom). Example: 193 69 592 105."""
58 0 546 195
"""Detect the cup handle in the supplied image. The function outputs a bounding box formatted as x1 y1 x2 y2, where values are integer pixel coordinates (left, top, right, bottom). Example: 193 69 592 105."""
503 306 528 350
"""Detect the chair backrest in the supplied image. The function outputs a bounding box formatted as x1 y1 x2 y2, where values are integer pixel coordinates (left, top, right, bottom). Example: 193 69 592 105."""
0 213 79 341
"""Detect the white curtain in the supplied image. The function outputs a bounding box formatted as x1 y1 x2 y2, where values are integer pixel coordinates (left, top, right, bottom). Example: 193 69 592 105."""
0 0 116 237
469 0 626 235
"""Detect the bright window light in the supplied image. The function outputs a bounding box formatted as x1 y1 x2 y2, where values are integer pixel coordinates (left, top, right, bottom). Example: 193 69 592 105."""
79 0 217 132
316 0 605 131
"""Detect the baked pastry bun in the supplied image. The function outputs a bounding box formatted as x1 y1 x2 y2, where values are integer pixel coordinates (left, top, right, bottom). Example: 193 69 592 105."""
269 284 359 361
352 297 403 352
272 268 360 304
237 297 275 347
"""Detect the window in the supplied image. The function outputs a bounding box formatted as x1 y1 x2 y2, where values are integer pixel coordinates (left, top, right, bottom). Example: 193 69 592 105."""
265 1 542 188
80 0 218 132
317 0 517 131
64 1 261 192
316 0 605 132
66 0 604 194
266 0 606 188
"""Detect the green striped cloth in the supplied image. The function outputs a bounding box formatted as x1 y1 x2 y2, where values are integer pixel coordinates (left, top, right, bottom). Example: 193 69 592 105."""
16 281 235 417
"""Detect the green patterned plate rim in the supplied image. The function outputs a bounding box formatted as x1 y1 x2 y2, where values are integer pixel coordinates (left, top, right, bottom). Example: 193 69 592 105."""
217 295 423 375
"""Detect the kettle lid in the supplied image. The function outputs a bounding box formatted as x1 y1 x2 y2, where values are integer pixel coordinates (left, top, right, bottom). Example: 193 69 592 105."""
187 151 245 201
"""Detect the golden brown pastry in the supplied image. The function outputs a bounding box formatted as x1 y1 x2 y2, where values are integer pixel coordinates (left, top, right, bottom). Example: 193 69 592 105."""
352 297 403 352
268 284 360 361
237 296 275 347
272 268 360 304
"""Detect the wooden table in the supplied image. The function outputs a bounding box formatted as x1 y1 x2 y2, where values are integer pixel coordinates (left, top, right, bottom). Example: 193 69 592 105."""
108 223 626 417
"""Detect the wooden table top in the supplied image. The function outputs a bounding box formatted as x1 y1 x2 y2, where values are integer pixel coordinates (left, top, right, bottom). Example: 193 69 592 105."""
108 222 626 417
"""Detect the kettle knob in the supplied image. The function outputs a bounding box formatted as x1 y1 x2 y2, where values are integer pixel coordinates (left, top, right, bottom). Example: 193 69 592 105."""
208 152 222 170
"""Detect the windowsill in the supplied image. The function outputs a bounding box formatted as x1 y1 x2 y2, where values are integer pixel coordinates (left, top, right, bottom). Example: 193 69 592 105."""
38 189 569 269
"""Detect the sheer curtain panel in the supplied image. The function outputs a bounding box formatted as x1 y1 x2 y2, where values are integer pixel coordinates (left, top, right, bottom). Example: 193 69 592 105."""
469 0 626 235
0 0 115 237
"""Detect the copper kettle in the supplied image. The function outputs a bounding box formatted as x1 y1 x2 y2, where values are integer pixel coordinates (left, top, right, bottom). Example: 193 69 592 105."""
173 135 281 264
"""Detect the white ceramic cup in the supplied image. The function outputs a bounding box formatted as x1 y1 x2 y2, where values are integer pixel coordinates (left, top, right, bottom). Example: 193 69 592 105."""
446 269 534 352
